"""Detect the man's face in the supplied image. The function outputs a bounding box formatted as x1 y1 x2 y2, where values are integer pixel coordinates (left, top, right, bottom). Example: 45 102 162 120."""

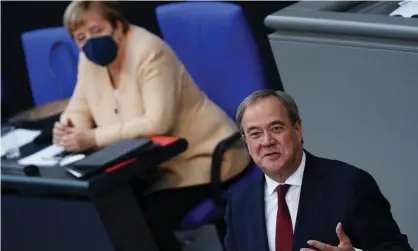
241 96 303 176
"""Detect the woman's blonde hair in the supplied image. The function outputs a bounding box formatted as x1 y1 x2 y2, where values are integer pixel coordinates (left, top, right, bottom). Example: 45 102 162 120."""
63 1 130 36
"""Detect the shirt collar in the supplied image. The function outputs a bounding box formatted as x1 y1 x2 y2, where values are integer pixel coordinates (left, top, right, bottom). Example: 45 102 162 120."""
265 151 306 195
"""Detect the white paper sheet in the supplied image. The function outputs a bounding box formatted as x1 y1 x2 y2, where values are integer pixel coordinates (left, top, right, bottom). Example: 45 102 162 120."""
59 154 86 167
390 1 418 18
18 144 66 167
1 128 41 157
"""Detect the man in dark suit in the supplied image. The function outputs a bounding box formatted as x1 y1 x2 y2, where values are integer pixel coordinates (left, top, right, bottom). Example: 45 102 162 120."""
225 89 413 251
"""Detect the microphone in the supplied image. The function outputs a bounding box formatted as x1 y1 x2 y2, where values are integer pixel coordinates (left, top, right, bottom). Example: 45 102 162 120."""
23 164 40 176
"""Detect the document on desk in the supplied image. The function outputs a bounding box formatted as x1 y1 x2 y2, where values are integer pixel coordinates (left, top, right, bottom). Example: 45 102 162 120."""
390 0 418 18
1 128 42 157
18 144 66 167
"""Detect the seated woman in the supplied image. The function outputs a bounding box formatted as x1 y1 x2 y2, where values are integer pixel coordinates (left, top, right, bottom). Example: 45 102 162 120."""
54 1 250 250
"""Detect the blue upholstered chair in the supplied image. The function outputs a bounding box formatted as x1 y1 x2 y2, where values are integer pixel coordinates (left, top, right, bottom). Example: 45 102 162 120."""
156 2 267 235
21 26 79 106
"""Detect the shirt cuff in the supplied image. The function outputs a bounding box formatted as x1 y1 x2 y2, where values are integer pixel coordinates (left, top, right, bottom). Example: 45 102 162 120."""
354 248 363 251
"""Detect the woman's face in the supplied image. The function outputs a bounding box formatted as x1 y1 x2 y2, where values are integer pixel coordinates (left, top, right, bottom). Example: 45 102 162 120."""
72 10 122 48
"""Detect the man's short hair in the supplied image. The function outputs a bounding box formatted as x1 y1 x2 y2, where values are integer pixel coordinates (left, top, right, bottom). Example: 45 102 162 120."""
236 89 301 135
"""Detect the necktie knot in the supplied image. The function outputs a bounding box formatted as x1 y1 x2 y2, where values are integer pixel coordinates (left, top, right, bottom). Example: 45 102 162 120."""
276 184 290 199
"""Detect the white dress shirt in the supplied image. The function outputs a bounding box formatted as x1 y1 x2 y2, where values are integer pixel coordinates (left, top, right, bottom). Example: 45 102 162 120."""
264 152 305 251
264 152 360 251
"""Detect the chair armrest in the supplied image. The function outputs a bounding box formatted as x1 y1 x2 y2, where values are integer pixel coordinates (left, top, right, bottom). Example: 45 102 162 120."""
210 132 242 208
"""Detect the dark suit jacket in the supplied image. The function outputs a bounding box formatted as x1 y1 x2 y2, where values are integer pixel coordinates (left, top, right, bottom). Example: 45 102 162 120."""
225 151 413 251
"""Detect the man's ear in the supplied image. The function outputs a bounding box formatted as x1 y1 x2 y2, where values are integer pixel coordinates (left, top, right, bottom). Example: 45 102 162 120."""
294 120 303 143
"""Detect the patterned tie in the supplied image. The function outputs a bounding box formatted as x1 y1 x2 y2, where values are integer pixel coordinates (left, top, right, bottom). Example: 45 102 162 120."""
276 184 292 251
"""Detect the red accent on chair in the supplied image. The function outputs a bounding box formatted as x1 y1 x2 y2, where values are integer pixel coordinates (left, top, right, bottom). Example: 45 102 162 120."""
105 158 136 173
149 136 179 146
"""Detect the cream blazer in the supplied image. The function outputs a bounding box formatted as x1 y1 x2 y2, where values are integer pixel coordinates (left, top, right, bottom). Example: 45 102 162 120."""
60 25 250 192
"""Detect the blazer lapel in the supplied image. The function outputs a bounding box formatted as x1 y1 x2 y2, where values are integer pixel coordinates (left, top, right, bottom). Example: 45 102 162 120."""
292 151 326 251
246 174 269 251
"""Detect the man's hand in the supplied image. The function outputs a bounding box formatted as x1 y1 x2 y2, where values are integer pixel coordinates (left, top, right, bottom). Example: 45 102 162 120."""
301 223 354 251
61 127 96 152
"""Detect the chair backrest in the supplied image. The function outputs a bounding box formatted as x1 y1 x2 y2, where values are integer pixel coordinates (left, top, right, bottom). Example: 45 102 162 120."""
156 2 268 121
21 26 79 106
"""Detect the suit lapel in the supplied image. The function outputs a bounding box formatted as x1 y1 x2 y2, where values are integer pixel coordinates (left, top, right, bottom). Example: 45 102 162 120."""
292 151 326 251
246 174 269 251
